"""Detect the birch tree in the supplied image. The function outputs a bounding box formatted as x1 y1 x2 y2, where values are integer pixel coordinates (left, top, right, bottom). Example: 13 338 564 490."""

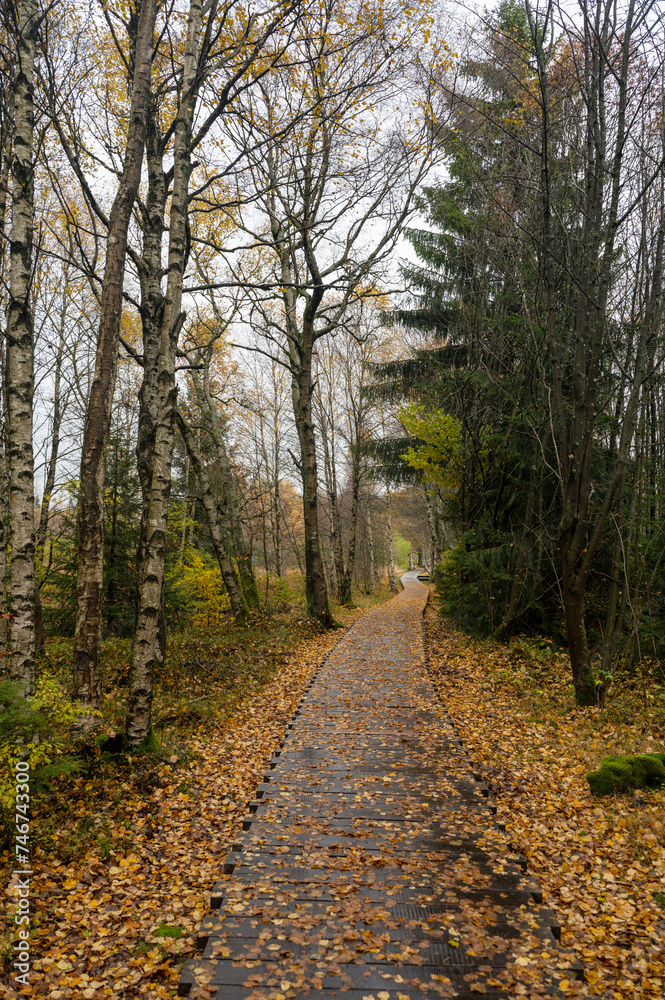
224 0 444 624
0 22 14 663
41 0 158 727
125 0 301 745
6 0 41 691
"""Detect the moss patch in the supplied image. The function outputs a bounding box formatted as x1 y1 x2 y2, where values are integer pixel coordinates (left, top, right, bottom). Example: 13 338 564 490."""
586 752 665 796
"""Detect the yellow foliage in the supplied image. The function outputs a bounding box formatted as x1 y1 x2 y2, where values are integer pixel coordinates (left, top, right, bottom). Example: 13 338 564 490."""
399 403 464 491
0 675 99 813
179 551 231 631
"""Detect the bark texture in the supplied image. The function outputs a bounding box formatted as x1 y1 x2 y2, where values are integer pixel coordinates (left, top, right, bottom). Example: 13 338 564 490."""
126 0 201 747
0 102 13 660
7 0 39 691
271 204 333 626
134 102 168 668
72 0 157 721
293 364 333 625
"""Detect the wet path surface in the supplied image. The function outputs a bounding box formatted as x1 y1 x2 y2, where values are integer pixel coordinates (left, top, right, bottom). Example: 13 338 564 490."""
179 573 581 1000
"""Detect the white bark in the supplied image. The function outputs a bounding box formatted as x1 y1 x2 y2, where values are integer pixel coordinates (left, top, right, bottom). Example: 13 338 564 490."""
126 0 202 747
7 0 39 691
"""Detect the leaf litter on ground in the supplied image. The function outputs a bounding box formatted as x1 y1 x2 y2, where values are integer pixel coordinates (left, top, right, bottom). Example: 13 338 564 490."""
424 602 665 1000
1 606 372 1000
5 585 663 1000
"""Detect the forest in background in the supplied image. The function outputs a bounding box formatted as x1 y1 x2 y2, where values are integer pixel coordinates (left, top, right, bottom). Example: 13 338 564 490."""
372 0 665 709
0 0 665 816
0 0 446 806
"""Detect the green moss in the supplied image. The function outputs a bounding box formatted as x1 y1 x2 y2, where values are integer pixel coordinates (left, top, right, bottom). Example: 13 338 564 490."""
586 752 665 796
154 923 183 939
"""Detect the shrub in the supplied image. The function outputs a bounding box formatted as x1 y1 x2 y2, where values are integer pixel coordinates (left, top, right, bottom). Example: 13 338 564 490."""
436 531 513 634
170 550 231 631
0 676 96 818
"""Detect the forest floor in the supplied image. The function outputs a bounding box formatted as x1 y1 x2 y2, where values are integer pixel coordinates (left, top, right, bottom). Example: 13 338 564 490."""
180 570 583 1000
1 583 396 999
425 601 665 1000
3 582 665 999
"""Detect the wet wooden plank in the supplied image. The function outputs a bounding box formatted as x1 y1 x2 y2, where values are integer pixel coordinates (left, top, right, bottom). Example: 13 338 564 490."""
179 572 581 999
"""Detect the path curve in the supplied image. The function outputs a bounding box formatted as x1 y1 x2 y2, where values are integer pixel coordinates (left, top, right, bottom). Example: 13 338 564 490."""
179 573 580 1000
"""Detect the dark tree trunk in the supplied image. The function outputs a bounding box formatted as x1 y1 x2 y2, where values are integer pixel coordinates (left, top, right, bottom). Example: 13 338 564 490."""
338 451 361 607
561 580 597 706
73 0 157 727
293 365 333 626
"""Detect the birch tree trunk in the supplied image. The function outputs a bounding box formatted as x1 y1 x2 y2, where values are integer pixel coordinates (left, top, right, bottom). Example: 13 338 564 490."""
7 0 39 692
126 0 201 747
72 0 157 724
134 105 168 668
273 474 282 577
0 99 13 661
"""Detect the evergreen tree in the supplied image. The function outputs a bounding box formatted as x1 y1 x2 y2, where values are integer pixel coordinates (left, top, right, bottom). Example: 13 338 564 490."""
369 1 553 634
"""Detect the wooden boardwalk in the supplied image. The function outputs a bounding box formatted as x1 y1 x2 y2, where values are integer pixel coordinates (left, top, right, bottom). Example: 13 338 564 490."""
179 573 582 1000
